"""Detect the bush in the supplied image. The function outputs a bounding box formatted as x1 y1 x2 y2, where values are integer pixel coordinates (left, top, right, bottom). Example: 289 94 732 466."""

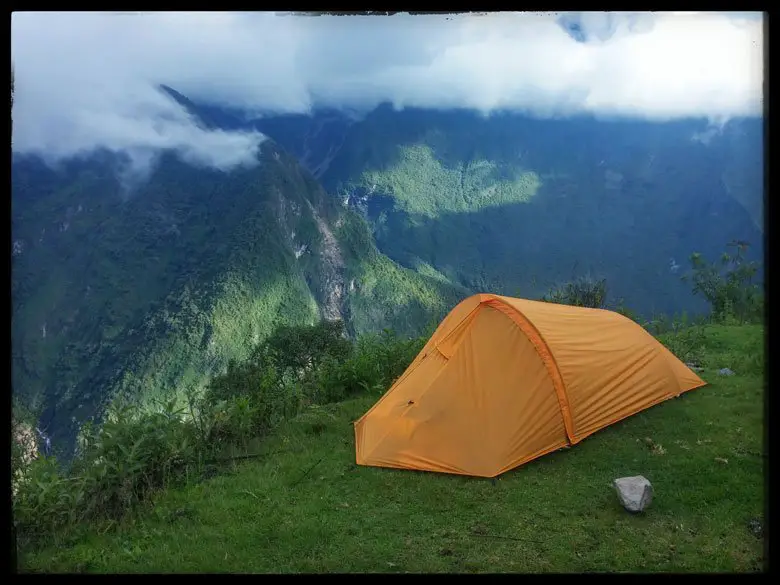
201 321 353 434
12 319 427 550
657 323 709 367
204 378 301 446
266 319 352 377
681 240 763 324
72 400 202 513
203 320 423 419
204 346 279 406
542 275 608 309
13 455 75 544
14 398 207 548
304 329 424 403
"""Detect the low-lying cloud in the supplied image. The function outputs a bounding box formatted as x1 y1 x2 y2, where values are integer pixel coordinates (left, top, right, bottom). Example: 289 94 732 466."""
11 11 764 173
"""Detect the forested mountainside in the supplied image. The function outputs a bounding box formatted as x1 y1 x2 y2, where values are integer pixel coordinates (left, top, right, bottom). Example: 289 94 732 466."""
11 139 463 451
12 86 762 452
247 103 763 316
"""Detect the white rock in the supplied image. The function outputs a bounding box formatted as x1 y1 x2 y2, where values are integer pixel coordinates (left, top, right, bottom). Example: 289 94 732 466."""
718 368 735 376
614 475 653 513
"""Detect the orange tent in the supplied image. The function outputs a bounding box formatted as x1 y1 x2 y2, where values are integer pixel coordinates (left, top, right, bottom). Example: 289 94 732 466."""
354 293 706 478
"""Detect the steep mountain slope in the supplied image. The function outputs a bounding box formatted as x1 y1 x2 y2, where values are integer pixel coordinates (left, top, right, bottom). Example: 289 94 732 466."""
250 105 764 316
11 87 763 450
11 141 464 451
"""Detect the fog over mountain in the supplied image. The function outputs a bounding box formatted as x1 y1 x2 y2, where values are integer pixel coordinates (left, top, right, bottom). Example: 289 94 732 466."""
12 11 763 175
11 11 764 452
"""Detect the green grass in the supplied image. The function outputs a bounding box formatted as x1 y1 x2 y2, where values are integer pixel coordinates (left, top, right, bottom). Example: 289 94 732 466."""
18 324 765 573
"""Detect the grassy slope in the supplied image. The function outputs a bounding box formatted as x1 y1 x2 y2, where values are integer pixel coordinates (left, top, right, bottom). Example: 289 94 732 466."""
19 324 765 573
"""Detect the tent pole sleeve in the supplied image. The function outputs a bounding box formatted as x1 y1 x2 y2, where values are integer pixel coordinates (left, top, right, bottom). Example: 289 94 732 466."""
483 297 577 445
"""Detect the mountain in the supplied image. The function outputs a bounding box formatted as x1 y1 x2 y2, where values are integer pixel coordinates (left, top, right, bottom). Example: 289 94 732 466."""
11 140 464 452
11 88 763 451
248 104 764 317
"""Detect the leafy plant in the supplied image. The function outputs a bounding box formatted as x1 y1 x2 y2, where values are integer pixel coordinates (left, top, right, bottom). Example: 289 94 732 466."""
541 275 608 309
681 240 763 324
657 323 709 367
14 397 210 549
265 319 352 380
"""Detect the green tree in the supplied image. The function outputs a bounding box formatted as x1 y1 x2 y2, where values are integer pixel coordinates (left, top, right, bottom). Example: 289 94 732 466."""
681 240 763 323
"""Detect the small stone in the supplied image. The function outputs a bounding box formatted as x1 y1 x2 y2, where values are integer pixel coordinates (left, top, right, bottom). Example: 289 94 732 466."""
718 368 735 376
685 362 704 372
747 518 763 539
614 475 653 513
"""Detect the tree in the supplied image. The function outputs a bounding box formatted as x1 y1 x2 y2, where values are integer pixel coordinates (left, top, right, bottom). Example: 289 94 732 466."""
681 240 763 323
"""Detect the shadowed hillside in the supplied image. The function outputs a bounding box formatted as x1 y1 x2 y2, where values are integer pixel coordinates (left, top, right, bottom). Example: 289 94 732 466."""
11 140 464 453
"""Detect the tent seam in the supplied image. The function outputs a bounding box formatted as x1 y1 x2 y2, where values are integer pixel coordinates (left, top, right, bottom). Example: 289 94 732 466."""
368 302 483 414
354 300 486 461
357 348 456 466
432 303 484 358
482 296 578 445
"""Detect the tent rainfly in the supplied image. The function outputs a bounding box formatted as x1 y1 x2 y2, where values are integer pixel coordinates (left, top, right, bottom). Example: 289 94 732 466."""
354 293 706 478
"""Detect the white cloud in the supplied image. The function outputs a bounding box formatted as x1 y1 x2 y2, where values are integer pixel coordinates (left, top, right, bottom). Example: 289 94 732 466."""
11 11 764 172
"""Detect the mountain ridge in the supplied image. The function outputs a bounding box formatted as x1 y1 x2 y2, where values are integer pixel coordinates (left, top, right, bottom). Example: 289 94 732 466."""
244 102 763 315
11 89 763 451
11 137 463 453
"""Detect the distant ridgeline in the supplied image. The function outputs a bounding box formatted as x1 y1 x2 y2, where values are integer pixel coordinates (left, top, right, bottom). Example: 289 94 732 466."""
11 90 762 454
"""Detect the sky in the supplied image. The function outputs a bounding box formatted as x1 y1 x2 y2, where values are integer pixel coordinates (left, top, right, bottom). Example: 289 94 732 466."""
11 11 764 173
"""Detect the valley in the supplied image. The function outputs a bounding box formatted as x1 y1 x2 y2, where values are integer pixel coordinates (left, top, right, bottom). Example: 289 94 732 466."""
11 91 763 455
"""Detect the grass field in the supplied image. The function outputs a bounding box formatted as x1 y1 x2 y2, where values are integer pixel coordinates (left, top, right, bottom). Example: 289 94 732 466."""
18 324 766 573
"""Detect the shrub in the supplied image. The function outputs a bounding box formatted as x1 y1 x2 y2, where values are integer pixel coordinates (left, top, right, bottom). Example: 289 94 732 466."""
657 323 708 367
542 275 608 309
681 240 763 324
201 321 423 425
204 346 279 406
13 397 209 548
12 319 428 550
12 455 76 545
304 329 424 403
70 400 202 515
265 319 352 377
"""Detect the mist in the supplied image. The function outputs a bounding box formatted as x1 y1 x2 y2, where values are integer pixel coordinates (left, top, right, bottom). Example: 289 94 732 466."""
11 11 764 174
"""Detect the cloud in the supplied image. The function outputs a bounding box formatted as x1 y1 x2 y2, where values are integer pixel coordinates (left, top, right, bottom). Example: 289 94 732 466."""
11 11 764 171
